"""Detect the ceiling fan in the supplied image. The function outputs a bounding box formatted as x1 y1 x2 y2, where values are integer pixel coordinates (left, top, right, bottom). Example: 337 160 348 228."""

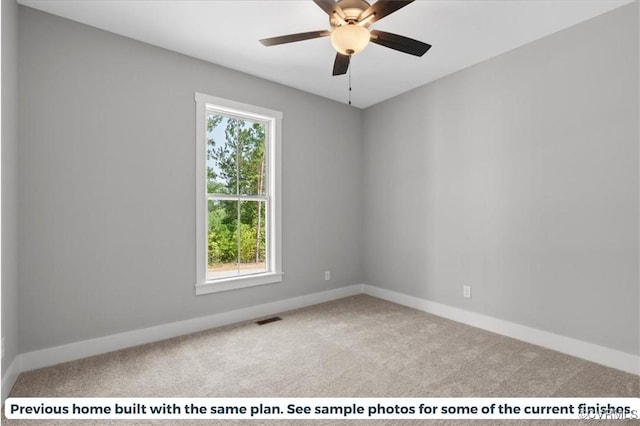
259 0 432 76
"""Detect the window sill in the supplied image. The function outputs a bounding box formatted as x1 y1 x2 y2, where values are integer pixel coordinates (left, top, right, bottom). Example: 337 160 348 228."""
195 272 283 295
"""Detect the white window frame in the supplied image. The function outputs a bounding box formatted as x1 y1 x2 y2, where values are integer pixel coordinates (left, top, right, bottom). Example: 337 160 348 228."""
195 93 283 295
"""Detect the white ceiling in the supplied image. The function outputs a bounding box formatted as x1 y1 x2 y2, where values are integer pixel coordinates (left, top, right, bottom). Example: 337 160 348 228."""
19 0 633 108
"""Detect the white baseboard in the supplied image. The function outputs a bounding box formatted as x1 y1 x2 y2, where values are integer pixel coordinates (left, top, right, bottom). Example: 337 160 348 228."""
19 284 364 373
362 284 640 376
1 355 21 402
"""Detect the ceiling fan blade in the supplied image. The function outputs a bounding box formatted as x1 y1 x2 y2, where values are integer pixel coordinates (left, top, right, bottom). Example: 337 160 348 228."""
332 53 350 76
260 30 331 46
313 0 343 17
358 0 414 24
370 30 431 57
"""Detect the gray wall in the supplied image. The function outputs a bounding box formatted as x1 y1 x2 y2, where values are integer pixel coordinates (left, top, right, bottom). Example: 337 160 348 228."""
2 0 19 376
17 6 363 353
363 3 639 355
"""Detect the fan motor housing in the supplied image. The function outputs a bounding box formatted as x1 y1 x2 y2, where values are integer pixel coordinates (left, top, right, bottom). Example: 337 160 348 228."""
331 0 371 27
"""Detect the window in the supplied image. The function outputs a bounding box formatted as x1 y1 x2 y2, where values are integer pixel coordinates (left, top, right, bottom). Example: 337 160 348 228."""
195 93 282 295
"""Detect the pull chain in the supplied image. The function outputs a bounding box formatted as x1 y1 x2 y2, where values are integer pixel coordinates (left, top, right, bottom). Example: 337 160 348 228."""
348 55 352 106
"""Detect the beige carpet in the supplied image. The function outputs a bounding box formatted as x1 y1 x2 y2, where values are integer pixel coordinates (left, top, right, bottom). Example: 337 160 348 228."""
3 295 639 425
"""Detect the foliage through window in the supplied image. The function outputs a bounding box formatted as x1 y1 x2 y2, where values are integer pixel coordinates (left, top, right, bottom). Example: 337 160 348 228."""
195 94 282 294
207 115 267 278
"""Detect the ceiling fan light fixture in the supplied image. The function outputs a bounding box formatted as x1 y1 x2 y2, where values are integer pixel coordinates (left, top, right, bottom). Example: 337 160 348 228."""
259 0 431 77
330 24 370 55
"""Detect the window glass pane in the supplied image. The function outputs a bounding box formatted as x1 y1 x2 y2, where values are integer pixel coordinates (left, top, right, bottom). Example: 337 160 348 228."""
207 115 266 197
239 200 267 275
238 121 267 197
207 199 239 279
207 114 236 195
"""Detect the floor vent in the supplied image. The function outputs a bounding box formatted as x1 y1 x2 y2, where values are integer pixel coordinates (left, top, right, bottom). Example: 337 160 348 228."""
255 316 282 325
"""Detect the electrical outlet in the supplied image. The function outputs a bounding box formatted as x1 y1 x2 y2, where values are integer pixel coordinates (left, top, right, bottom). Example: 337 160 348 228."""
324 271 331 281
463 285 471 299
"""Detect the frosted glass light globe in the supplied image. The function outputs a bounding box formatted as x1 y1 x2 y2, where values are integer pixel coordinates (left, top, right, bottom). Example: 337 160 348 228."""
330 24 370 55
